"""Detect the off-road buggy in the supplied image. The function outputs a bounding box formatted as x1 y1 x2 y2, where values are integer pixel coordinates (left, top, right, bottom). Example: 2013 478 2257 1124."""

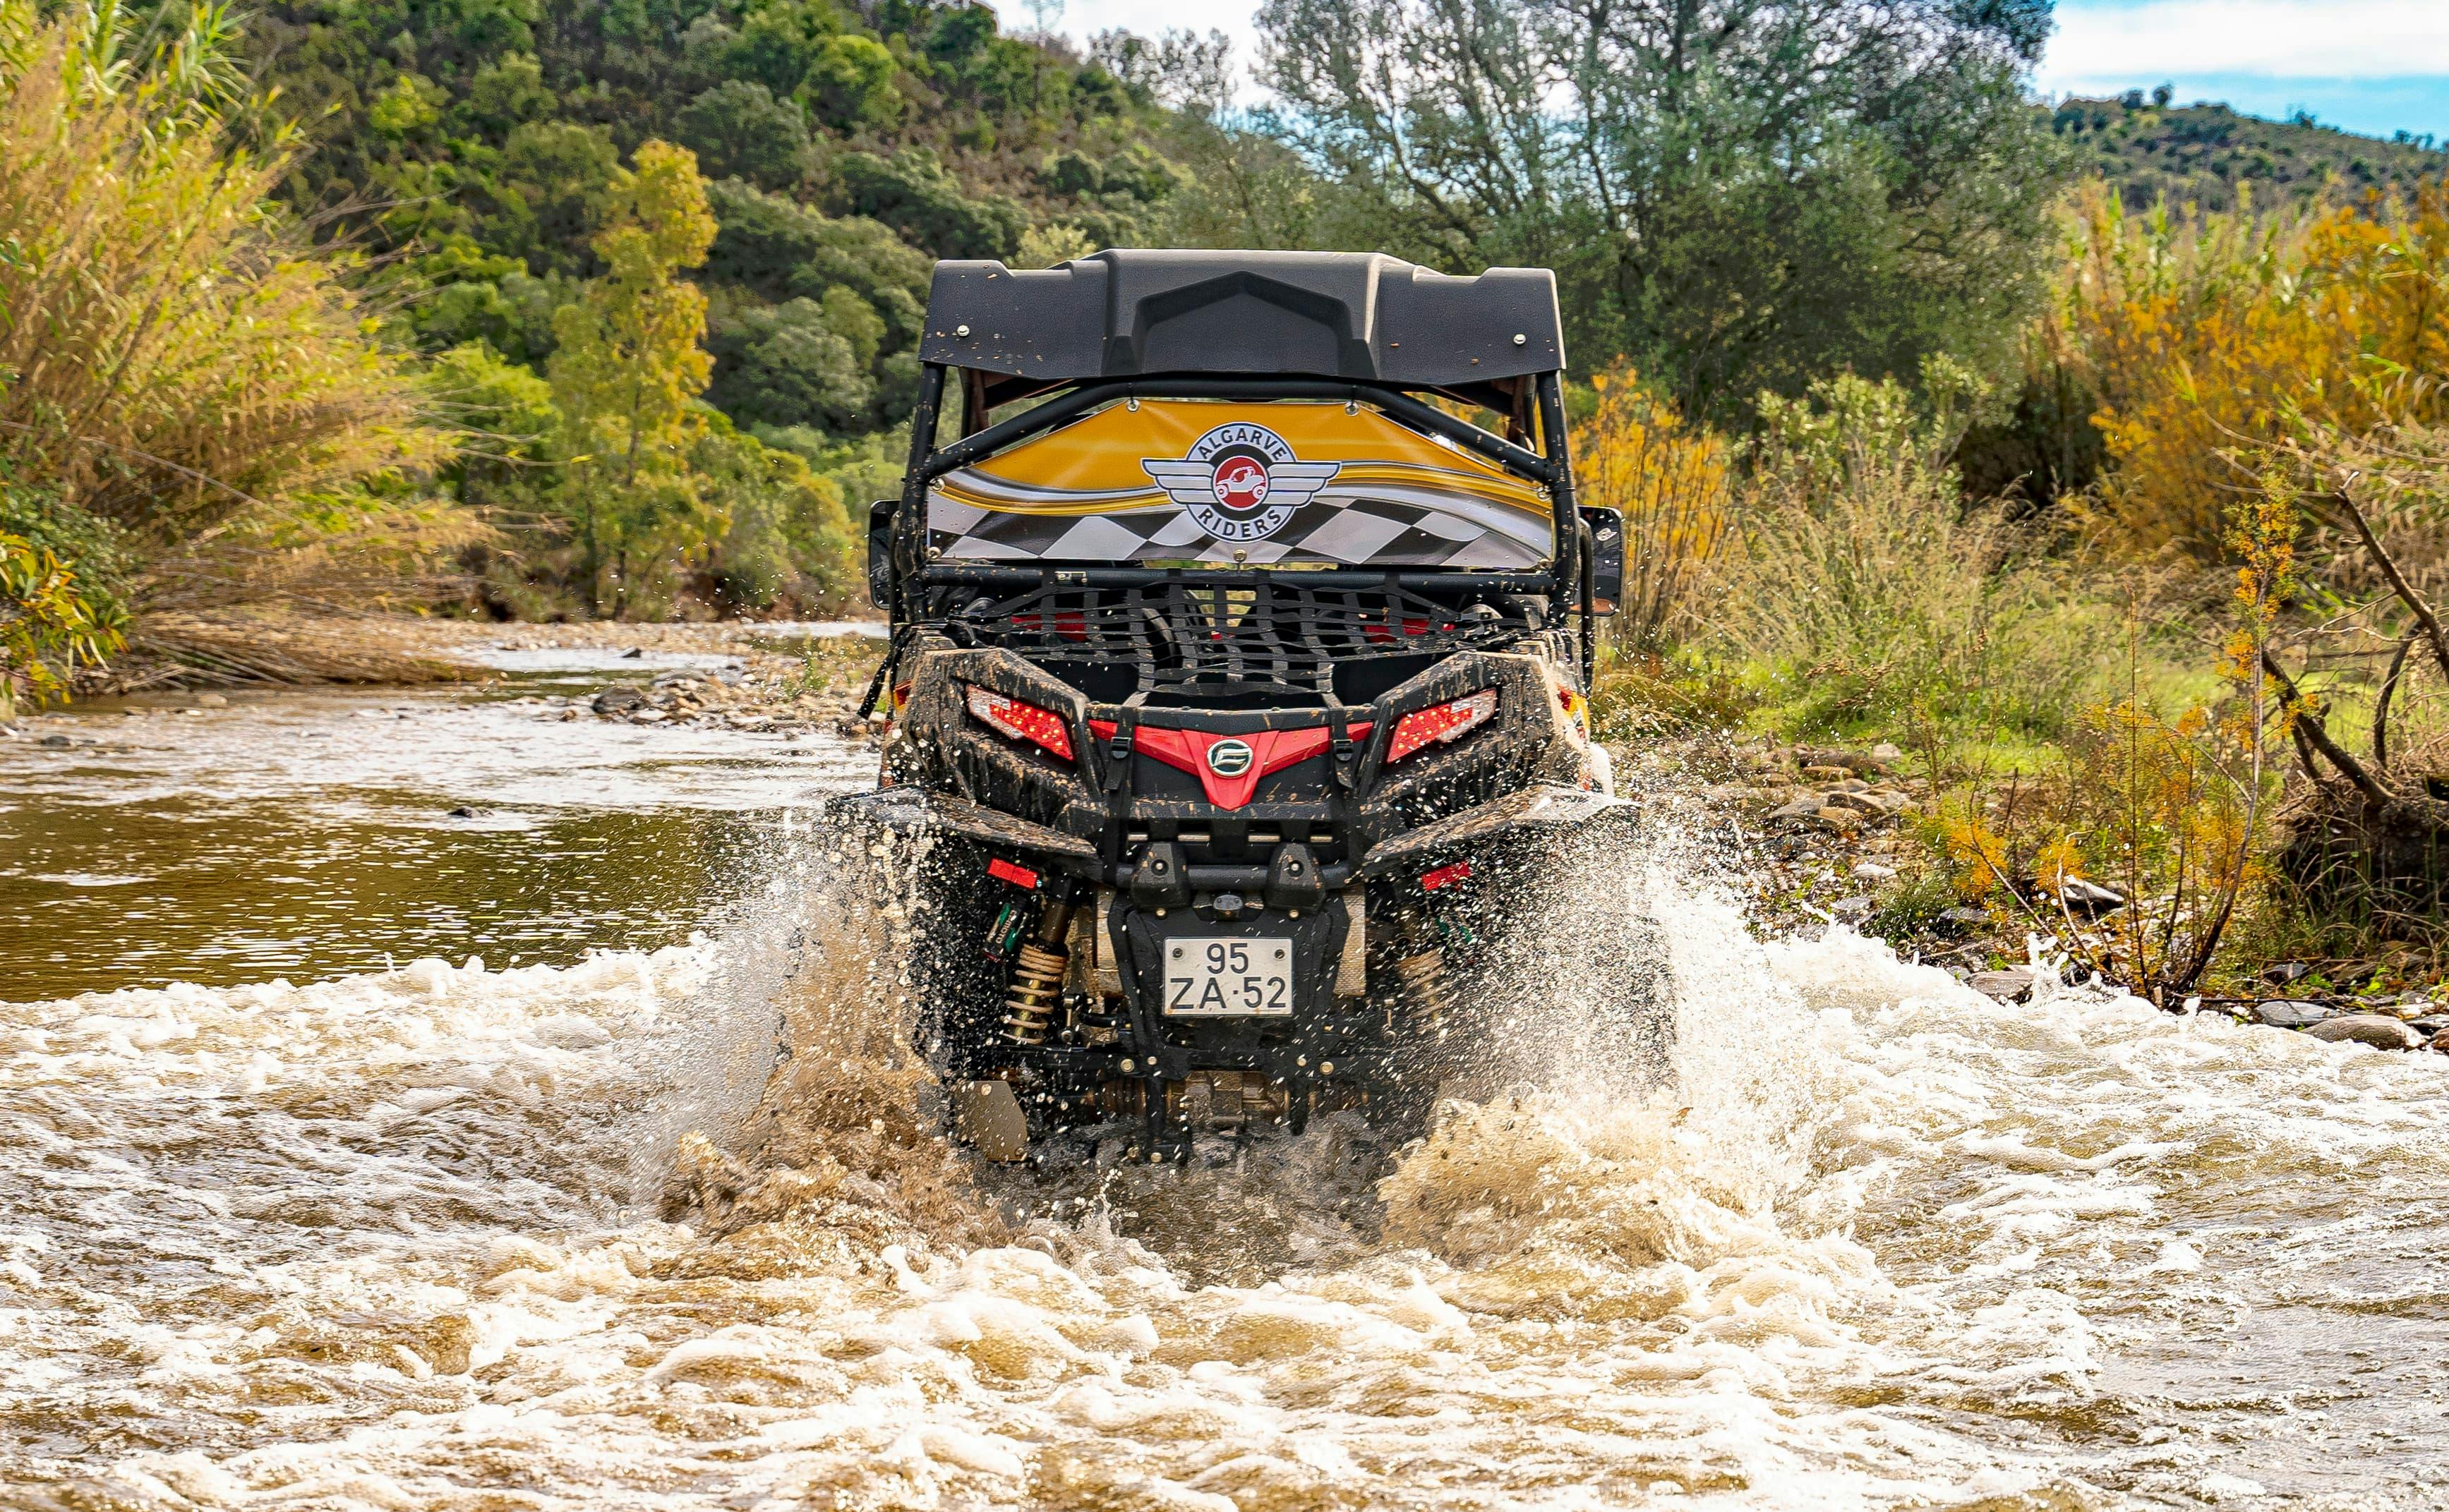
832 250 1630 1163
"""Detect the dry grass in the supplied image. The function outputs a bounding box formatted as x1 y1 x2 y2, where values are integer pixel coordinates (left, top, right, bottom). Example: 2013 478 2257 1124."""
1574 370 1731 651
109 610 476 689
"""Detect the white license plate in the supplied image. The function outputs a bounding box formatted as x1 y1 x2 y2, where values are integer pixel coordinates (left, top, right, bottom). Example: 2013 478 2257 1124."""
1164 937 1294 1017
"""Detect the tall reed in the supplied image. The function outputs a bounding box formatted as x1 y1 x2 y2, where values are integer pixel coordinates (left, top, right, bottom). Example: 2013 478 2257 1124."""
0 0 445 585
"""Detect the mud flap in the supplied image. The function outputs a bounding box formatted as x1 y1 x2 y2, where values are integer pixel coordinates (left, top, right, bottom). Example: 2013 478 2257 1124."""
951 1079 1030 1162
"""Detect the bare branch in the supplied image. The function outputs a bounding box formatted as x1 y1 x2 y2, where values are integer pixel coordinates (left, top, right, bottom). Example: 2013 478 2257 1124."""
2330 483 2449 689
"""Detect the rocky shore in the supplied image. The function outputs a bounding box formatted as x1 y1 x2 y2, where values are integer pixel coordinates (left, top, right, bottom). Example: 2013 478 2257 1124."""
1650 735 2449 1056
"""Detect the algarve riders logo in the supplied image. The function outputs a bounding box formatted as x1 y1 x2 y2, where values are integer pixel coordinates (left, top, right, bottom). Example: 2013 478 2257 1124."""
1143 423 1340 545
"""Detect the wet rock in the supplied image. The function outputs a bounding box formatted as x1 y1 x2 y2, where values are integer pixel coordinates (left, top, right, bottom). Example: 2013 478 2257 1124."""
2305 1015 2424 1051
1970 968 2045 1002
1798 746 1886 776
446 806 476 818
2252 999 2333 1029
38 734 71 748
620 647 644 659
195 692 228 707
2057 878 2127 917
591 684 647 715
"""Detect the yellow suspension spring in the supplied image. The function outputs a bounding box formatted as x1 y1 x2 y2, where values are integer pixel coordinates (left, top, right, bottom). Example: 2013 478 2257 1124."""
1395 946 1452 1023
1001 942 1069 1044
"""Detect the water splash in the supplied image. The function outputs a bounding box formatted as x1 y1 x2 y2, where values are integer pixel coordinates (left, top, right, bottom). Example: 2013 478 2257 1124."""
9 818 2449 1509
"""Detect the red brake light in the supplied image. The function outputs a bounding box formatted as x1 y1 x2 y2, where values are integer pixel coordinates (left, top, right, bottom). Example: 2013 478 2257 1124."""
1387 689 1497 763
964 684 1075 761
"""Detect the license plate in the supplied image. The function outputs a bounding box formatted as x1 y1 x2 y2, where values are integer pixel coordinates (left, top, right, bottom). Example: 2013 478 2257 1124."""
1164 937 1293 1017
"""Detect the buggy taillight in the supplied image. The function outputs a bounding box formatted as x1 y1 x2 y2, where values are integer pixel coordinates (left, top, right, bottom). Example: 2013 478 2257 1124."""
1386 689 1497 763
964 685 1075 761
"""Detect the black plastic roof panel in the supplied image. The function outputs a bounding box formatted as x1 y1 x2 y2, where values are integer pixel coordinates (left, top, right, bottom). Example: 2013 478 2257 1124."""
919 250 1565 387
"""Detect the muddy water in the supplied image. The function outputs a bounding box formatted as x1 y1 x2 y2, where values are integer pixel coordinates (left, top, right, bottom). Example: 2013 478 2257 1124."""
0 646 872 999
5 685 2449 1510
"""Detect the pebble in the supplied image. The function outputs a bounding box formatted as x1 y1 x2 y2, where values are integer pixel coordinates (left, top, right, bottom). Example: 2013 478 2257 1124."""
2305 1015 2424 1051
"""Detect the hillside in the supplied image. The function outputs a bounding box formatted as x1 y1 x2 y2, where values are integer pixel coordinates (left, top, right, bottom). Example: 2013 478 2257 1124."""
2055 90 2448 212
239 0 1188 461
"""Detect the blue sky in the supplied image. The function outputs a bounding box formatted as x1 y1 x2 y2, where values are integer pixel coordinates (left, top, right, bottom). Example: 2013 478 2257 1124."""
1048 0 2449 143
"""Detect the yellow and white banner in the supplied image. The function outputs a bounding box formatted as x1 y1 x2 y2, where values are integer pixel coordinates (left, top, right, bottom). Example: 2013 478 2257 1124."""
927 400 1553 568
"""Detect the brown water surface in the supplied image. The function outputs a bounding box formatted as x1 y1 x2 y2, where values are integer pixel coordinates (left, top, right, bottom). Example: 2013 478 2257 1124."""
2 668 2446 1510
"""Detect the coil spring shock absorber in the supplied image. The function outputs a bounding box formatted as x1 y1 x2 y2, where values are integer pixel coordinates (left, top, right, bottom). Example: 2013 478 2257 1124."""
1001 896 1078 1045
1395 945 1452 1026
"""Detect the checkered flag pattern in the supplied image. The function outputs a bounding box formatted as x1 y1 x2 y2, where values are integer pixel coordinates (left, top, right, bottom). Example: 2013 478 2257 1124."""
927 485 1550 569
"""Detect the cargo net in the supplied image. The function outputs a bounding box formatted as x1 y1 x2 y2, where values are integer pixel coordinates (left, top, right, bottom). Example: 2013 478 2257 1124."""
944 579 1532 694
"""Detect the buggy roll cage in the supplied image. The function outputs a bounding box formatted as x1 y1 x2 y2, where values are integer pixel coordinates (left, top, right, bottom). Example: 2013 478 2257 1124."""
874 250 1594 682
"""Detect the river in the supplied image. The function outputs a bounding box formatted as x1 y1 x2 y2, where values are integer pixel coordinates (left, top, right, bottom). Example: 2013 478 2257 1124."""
3 657 2445 1510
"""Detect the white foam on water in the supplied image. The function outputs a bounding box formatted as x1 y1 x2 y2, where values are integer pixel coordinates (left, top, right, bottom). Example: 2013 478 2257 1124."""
6 826 2449 1510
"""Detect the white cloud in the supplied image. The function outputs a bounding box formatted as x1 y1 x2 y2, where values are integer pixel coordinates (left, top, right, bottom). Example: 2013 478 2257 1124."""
2041 1 2449 87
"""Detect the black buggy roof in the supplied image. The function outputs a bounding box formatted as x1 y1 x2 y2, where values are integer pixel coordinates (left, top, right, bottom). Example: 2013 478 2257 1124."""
917 250 1565 389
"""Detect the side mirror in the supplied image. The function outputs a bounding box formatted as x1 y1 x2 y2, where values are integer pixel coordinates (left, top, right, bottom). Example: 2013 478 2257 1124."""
867 499 896 610
1578 506 1624 615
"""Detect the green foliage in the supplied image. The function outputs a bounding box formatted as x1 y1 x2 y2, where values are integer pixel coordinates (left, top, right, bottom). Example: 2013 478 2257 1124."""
1248 0 2069 419
428 341 559 507
2 526 125 715
549 140 719 615
674 80 810 189
828 147 1026 260
1701 361 2124 740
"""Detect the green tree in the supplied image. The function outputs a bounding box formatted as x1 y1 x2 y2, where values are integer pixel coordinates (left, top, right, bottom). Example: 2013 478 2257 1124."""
1250 0 2068 419
548 140 719 616
828 147 1027 260
674 80 810 189
428 341 560 507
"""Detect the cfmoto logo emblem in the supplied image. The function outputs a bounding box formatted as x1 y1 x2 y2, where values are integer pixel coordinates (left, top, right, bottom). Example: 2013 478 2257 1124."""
1206 738 1254 778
